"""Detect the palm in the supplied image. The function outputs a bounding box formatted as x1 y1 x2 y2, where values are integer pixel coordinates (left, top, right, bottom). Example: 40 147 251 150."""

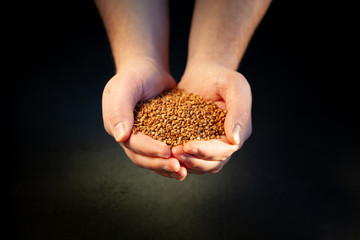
173 63 252 174
120 58 175 103
102 57 187 180
178 64 236 111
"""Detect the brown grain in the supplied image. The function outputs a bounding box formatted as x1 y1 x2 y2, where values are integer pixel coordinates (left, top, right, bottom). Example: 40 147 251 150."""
133 88 226 148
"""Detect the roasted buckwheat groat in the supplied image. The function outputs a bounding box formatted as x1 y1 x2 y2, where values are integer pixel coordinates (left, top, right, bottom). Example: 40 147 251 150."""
133 88 226 148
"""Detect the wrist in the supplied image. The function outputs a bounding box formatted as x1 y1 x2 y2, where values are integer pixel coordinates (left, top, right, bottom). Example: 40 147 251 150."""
186 53 240 72
181 59 223 87
115 54 169 74
184 57 233 76
181 58 244 88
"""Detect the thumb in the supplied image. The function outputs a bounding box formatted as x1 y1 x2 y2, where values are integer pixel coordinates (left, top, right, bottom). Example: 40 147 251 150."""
223 74 252 145
102 76 139 143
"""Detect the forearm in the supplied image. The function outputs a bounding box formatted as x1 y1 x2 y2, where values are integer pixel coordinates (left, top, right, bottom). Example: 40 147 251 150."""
187 0 271 70
95 0 169 71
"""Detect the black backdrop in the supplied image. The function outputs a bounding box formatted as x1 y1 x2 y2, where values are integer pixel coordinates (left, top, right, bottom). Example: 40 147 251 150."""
5 1 359 239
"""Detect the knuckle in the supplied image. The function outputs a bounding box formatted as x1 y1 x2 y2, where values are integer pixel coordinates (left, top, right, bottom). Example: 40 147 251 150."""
194 148 209 159
186 160 198 169
185 158 203 170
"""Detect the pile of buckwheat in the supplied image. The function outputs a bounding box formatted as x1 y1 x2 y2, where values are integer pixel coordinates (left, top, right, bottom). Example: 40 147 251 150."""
133 88 226 148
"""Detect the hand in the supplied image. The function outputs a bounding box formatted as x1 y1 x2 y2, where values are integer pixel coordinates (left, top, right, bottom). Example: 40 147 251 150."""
172 61 252 174
102 57 187 180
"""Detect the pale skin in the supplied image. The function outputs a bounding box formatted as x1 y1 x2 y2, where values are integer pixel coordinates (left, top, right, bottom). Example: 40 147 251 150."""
96 0 272 180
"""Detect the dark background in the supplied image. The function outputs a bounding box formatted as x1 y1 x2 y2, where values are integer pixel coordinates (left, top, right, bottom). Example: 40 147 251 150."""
5 0 359 239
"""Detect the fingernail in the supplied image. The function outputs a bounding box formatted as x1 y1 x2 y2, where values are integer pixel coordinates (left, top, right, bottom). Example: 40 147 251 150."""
114 122 126 142
232 124 241 145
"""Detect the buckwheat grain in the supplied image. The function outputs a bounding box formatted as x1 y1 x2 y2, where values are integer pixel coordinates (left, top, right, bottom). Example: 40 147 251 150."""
133 88 226 148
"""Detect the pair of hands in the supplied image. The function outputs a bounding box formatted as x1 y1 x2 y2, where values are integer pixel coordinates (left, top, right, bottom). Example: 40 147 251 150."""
102 57 252 181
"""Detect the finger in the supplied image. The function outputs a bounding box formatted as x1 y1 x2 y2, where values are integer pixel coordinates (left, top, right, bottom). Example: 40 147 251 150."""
171 145 186 157
181 155 225 173
122 132 171 158
182 136 238 161
153 165 188 181
175 165 188 180
186 156 231 175
102 76 140 143
173 146 226 173
220 73 252 145
172 138 236 161
124 148 180 172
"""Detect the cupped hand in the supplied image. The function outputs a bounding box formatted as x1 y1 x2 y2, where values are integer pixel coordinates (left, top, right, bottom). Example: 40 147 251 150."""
102 57 187 180
172 61 252 174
